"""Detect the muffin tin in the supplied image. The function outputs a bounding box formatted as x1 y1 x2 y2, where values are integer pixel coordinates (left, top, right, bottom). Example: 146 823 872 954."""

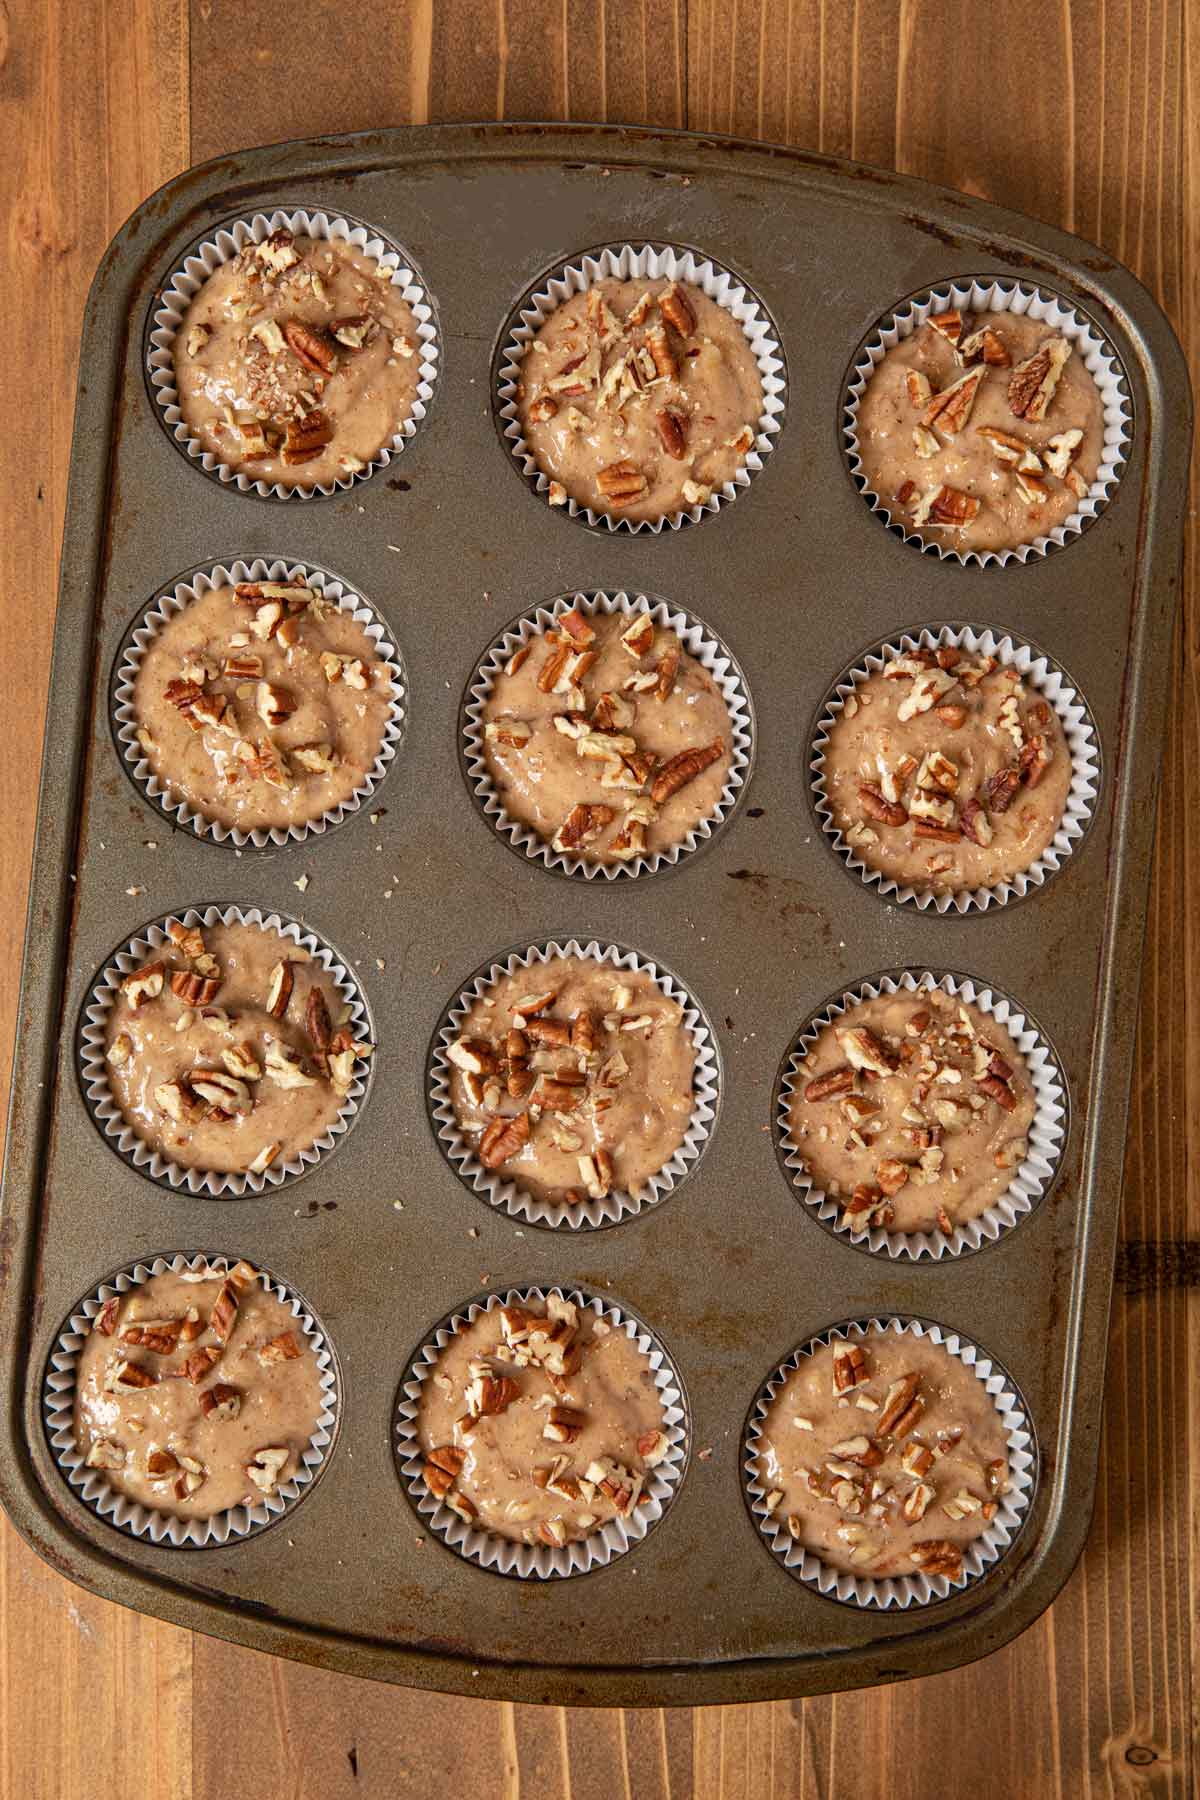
0 123 1189 1705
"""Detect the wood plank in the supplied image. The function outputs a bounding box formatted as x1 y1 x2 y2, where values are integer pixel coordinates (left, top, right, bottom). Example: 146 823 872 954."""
0 0 1193 1793
0 2 192 1798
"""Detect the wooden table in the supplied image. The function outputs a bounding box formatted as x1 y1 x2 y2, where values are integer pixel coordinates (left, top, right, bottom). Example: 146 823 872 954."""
1 3 1193 1794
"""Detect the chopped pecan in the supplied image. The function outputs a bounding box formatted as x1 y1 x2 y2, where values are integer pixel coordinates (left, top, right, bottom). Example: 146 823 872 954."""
93 1296 121 1336
1019 733 1053 787
266 959 294 1017
259 1330 302 1363
650 739 724 805
905 369 932 408
283 319 337 373
479 1110 531 1169
927 485 981 525
987 767 1022 814
959 325 1010 367
832 1343 869 1392
543 1404 586 1445
909 1539 963 1579
838 1026 897 1076
199 1383 241 1421
183 1346 222 1385
282 409 334 465
804 1066 855 1102
120 1319 182 1355
978 1073 1018 1112
876 1373 921 1437
330 314 375 350
527 394 557 423
305 987 332 1052
913 820 961 842
552 802 615 852
659 283 696 336
1008 336 1071 421
169 968 221 1006
646 324 675 380
209 1279 240 1344
959 798 994 847
857 783 907 827
657 409 687 459
920 368 985 436
122 962 165 1008
927 310 963 345
876 1158 911 1196
596 460 648 505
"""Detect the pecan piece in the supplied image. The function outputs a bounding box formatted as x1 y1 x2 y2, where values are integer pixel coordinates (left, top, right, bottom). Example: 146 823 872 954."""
656 408 687 459
305 986 332 1052
266 959 294 1017
282 409 334 465
978 1073 1018 1112
909 1539 963 1579
959 325 1011 367
552 802 615 852
833 1344 869 1392
209 1278 240 1344
927 485 981 525
858 783 907 827
1008 336 1071 421
920 368 985 437
330 314 375 351
283 319 337 373
93 1296 121 1336
987 767 1022 814
199 1383 242 1422
659 283 696 336
646 324 675 380
169 968 221 1006
927 310 963 345
959 798 994 847
478 1110 531 1169
596 460 648 505
804 1066 854 1102
650 739 724 805
875 1373 921 1437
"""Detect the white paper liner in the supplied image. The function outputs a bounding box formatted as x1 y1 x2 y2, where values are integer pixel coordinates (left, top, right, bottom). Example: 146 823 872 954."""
394 1285 687 1578
78 905 372 1197
811 624 1100 914
843 277 1130 566
146 208 440 499
111 557 407 849
428 939 719 1229
462 590 754 880
43 1252 339 1548
496 242 786 532
744 1316 1036 1608
775 969 1067 1261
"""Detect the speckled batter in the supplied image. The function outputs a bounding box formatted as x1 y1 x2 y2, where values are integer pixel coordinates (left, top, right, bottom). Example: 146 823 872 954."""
517 277 762 522
447 956 695 1210
786 989 1036 1236
133 580 394 834
482 608 732 863
75 1264 324 1520
757 1330 1010 1579
856 308 1103 553
104 920 369 1176
823 646 1072 894
174 229 421 488
417 1296 665 1547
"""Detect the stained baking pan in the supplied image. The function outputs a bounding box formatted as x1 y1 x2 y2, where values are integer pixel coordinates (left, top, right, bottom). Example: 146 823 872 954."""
0 122 1189 1705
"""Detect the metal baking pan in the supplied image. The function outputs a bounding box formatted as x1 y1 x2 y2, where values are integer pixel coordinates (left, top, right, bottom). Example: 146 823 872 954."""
0 122 1189 1705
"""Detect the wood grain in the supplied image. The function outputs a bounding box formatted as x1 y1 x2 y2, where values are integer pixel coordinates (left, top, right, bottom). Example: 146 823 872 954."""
1 1 1194 1795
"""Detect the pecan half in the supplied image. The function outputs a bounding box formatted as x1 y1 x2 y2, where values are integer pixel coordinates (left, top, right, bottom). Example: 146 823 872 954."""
920 368 985 436
804 1066 854 1102
282 409 334 465
169 968 221 1006
552 802 615 852
283 319 337 373
649 739 724 805
875 1373 920 1437
1008 336 1071 421
656 408 687 459
596 460 648 505
987 767 1022 813
305 987 332 1052
659 283 696 336
479 1110 531 1169
858 783 907 827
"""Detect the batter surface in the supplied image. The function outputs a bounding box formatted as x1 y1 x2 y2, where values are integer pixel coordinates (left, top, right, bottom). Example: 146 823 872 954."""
855 308 1103 553
757 1330 1011 1580
75 1262 324 1520
174 229 421 488
417 1296 666 1547
822 645 1071 894
447 956 695 1209
482 607 732 863
133 578 394 834
517 277 762 522
786 989 1036 1236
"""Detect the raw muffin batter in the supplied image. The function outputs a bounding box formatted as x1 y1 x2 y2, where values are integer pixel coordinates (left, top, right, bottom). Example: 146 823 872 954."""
447 956 695 1209
133 576 394 835
482 606 731 863
105 918 369 1177
174 228 421 487
786 988 1035 1236
75 1261 324 1520
855 307 1103 553
417 1295 667 1547
516 277 762 522
822 645 1071 894
757 1329 1011 1580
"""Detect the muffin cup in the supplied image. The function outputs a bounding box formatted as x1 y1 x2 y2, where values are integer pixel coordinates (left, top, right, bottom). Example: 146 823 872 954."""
811 623 1100 914
146 207 440 499
495 241 786 532
394 1284 687 1578
461 589 754 879
843 276 1131 566
428 938 719 1229
78 905 373 1197
43 1251 339 1548
774 969 1067 1261
111 557 407 849
743 1316 1036 1608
